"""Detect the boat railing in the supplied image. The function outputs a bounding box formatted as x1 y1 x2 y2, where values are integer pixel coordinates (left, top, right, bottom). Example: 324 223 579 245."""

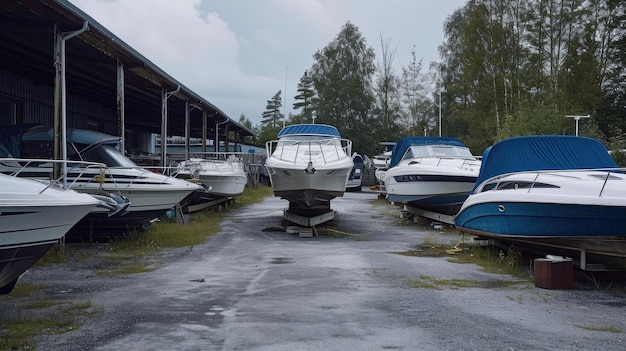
481 167 625 197
159 151 251 176
0 157 112 192
173 158 244 175
266 138 352 165
0 156 198 195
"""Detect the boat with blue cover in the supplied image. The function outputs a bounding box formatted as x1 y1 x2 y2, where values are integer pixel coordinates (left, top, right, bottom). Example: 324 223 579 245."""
264 124 353 209
454 135 626 257
384 136 481 215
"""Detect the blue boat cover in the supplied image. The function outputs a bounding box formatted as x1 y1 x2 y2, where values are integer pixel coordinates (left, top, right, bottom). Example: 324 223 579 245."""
0 124 119 157
278 124 340 138
388 136 467 168
472 135 617 193
0 124 37 157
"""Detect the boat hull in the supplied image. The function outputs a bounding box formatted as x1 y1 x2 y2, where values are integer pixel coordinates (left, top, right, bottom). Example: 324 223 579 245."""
266 166 351 208
0 187 98 292
0 241 56 294
197 174 247 198
455 201 626 257
456 201 626 238
385 173 477 215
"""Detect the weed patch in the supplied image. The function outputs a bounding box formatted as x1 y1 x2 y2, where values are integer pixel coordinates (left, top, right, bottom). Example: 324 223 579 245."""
575 324 623 333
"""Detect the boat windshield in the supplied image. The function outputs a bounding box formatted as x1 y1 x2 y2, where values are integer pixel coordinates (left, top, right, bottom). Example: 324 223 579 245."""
402 145 475 161
277 135 336 147
77 144 139 168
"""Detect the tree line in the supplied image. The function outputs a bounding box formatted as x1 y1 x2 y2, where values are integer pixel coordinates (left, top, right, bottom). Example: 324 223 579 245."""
242 0 625 161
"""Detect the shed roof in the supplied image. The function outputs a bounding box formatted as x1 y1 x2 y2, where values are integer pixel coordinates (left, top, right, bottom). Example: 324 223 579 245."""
0 0 253 139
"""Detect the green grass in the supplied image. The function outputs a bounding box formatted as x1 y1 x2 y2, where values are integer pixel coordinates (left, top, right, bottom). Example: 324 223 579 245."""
574 324 623 333
454 244 531 279
0 299 100 351
104 185 273 272
231 185 273 210
406 274 527 290
4 283 48 299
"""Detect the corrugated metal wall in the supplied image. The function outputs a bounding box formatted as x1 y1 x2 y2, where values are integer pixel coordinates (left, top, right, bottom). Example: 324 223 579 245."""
0 69 118 131
0 69 160 154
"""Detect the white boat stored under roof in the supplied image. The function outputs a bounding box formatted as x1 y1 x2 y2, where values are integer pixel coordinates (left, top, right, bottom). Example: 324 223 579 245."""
0 172 99 293
0 124 201 231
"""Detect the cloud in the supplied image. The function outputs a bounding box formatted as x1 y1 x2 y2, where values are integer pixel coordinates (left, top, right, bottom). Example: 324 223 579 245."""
69 0 465 125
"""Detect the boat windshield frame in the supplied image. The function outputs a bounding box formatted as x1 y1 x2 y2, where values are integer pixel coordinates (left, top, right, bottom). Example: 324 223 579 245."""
75 143 139 168
402 145 476 162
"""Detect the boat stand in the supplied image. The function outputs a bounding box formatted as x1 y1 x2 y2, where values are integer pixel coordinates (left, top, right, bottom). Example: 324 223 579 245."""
402 204 455 225
283 203 336 233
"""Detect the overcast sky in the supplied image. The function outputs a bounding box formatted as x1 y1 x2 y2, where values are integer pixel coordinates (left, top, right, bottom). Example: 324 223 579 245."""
68 0 466 126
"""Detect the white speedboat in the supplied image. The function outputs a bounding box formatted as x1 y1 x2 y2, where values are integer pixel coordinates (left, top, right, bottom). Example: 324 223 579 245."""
384 136 481 215
454 135 626 258
264 124 353 208
0 125 202 232
175 156 247 199
371 141 396 188
346 153 364 191
0 173 99 294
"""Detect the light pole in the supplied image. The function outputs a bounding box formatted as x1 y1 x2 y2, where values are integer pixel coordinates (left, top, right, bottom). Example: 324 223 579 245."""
438 88 442 137
565 115 590 136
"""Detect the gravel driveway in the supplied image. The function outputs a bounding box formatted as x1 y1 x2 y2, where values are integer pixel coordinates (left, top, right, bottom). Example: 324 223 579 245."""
3 190 626 350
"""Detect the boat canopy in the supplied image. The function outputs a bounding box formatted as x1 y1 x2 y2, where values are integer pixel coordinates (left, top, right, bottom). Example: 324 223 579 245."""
0 124 35 157
472 135 618 193
278 124 340 138
0 124 120 157
388 136 467 169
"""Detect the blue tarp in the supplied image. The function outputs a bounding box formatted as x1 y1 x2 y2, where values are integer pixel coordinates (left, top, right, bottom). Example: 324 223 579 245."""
278 124 341 138
388 136 467 168
0 124 120 157
472 135 617 193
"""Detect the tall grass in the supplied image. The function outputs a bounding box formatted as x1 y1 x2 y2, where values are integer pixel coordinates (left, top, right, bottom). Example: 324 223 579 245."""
111 185 273 252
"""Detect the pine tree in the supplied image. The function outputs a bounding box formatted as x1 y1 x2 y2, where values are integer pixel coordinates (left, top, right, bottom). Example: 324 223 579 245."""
292 70 316 123
260 90 283 128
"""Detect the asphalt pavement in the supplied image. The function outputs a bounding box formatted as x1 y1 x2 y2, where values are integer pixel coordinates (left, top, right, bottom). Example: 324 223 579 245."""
5 190 626 350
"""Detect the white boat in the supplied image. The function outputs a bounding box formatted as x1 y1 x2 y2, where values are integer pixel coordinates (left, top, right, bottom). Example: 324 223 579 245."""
0 125 202 232
175 156 247 199
384 136 481 215
371 141 396 187
371 141 396 170
264 124 353 209
454 135 626 258
346 153 364 191
0 173 99 294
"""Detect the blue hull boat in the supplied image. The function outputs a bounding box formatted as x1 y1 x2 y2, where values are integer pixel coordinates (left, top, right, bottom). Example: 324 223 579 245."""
454 135 626 257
